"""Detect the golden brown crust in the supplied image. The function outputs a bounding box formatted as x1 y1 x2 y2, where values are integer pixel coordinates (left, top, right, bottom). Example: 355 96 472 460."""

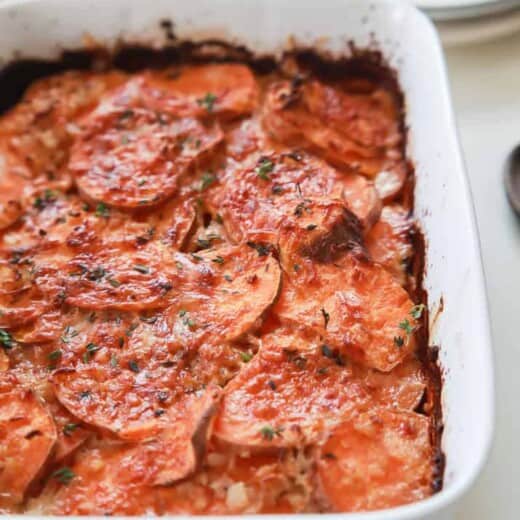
0 59 436 515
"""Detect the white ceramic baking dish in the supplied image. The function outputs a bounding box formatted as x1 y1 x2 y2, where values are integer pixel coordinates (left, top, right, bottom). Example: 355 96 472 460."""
0 0 494 519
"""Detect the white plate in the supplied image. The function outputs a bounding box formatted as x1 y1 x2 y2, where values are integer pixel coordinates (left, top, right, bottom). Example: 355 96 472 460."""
0 1 494 519
416 0 520 20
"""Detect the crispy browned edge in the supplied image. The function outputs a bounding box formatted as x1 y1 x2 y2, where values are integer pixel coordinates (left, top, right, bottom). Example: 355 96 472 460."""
0 22 445 496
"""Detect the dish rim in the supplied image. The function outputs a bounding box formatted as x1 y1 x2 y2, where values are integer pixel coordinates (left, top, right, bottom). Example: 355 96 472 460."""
0 0 495 518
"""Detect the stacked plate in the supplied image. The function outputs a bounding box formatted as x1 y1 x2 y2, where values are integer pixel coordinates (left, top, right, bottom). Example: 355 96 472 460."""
416 0 520 20
415 0 520 44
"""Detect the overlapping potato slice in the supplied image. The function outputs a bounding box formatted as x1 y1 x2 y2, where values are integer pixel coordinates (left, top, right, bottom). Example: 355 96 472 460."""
0 255 54 329
0 349 8 371
31 241 280 315
70 106 222 209
351 358 427 412
2 191 196 254
274 255 419 372
209 151 380 234
215 328 370 448
366 205 413 286
262 78 402 178
0 374 57 508
315 408 433 512
6 354 91 463
41 442 310 515
109 64 258 121
52 363 221 442
0 71 126 230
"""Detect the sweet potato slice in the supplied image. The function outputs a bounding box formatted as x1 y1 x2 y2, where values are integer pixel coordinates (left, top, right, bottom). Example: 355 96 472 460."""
32 241 280 318
0 349 8 372
274 255 419 372
113 65 258 121
0 377 57 507
0 256 53 329
315 408 433 512
209 151 380 234
70 105 222 209
353 358 427 412
366 205 413 286
43 443 310 515
215 328 370 448
52 361 221 442
262 79 401 178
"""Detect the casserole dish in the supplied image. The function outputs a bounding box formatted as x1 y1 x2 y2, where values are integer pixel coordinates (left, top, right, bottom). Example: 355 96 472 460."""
0 0 494 519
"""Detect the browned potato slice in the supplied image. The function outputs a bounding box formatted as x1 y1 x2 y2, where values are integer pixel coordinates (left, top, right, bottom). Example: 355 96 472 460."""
366 205 413 286
209 151 380 234
315 408 433 511
0 375 57 508
114 65 259 122
70 108 222 210
42 443 310 515
262 79 402 178
274 255 419 372
215 328 370 448
51 363 221 442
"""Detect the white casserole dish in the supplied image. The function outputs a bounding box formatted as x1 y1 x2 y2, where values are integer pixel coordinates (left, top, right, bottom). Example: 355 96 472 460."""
0 0 494 519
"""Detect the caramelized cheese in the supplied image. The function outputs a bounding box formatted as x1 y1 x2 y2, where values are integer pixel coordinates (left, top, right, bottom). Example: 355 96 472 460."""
0 60 438 515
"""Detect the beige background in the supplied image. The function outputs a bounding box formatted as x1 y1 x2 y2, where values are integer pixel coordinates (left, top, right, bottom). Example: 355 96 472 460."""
445 33 518 520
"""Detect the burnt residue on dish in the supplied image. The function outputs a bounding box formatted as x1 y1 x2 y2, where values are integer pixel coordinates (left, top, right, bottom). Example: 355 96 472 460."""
0 35 445 498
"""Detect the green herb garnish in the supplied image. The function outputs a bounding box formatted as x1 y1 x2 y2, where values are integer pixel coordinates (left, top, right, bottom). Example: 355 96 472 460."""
52 467 75 485
197 92 217 112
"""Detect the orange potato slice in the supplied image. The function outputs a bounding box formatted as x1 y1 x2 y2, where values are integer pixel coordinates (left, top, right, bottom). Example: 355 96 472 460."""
215 328 370 448
366 205 413 286
43 443 310 515
51 361 221 442
32 241 280 317
315 408 433 512
0 375 57 507
209 151 380 234
115 65 259 121
70 106 222 209
262 79 401 178
274 255 419 372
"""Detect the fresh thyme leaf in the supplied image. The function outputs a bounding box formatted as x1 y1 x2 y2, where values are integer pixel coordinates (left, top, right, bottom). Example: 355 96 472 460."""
224 274 233 282
259 425 275 441
239 351 253 363
256 158 274 180
399 319 414 335
110 354 119 368
212 256 225 265
321 344 334 359
197 92 217 112
321 308 330 328
95 202 110 218
108 278 121 288
0 329 14 349
48 350 62 364
133 264 150 274
246 241 270 257
128 360 140 373
306 224 317 231
394 336 405 347
410 304 426 320
259 425 283 441
198 172 216 191
197 237 212 249
62 423 78 437
52 467 75 485
178 309 187 317
293 264 301 272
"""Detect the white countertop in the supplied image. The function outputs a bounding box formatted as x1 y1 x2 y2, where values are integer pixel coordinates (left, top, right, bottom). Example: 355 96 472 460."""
444 32 518 520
